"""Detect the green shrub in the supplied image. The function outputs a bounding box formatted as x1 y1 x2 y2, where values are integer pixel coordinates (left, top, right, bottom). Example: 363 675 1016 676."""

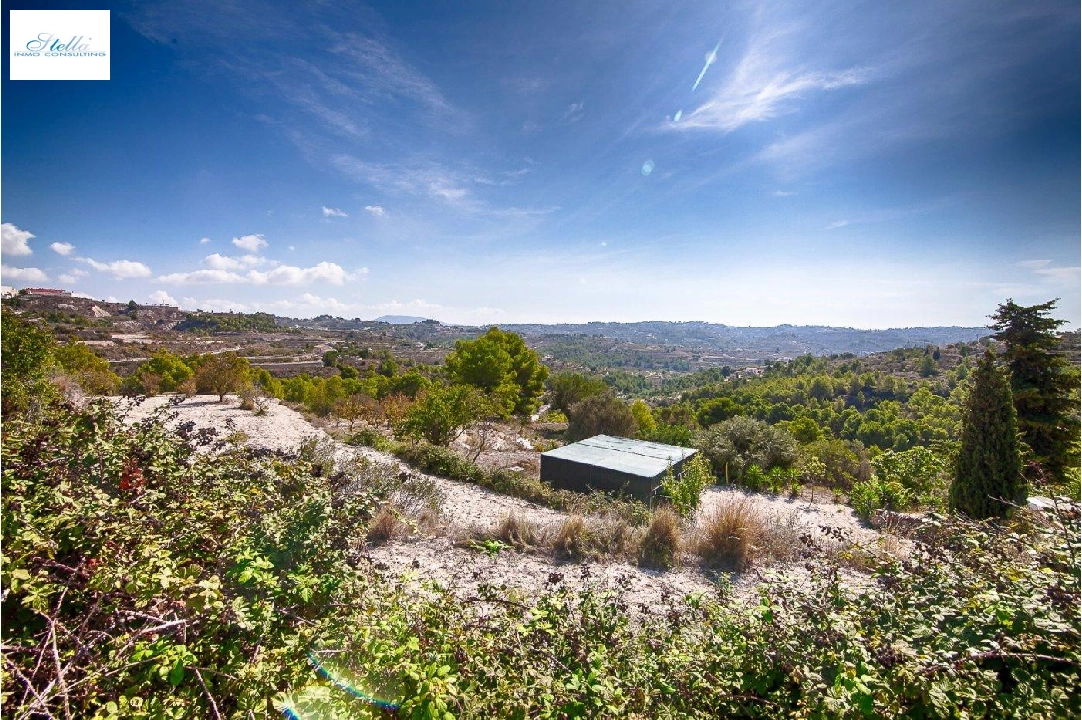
850 477 912 522
347 426 394 451
659 452 713 518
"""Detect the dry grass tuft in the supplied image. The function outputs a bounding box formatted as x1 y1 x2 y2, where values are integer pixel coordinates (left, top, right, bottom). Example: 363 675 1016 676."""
366 506 403 546
553 515 592 561
493 512 543 550
638 507 682 570
693 496 764 571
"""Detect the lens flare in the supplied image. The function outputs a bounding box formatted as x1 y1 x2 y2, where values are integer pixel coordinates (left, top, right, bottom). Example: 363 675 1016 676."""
673 109 683 122
691 40 722 92
641 160 655 176
278 651 402 718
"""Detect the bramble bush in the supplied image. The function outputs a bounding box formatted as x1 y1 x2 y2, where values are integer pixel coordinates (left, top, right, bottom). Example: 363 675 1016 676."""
3 381 1078 717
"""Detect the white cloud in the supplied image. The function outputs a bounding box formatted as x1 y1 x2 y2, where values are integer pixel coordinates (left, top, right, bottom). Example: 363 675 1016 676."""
364 205 387 218
1 223 34 256
773 190 796 197
81 257 153 279
180 296 252 313
159 260 351 286
158 268 247 285
825 220 850 230
265 292 353 314
248 261 352 286
50 242 75 256
199 236 211 245
232 234 268 252
563 101 585 123
288 245 296 251
1 265 48 282
148 290 178 305
1019 259 1080 284
322 205 349 218
202 253 268 271
58 269 88 284
204 253 244 271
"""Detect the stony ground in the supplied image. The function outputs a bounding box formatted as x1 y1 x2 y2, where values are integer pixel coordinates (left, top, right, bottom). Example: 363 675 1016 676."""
122 395 888 607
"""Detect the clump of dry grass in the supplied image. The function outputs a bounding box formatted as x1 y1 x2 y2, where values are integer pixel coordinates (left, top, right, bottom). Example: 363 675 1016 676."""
366 506 404 545
493 512 544 550
759 509 804 563
693 496 764 571
553 515 592 560
591 514 641 558
638 507 682 570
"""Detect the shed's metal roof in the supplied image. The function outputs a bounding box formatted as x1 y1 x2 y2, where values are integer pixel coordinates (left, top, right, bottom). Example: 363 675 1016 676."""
541 435 697 478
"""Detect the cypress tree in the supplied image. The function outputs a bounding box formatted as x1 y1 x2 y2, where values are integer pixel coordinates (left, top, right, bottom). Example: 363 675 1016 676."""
950 351 1025 519
990 298 1079 482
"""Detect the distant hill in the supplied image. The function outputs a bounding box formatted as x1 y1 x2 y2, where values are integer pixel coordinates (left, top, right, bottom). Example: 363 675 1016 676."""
375 315 429 324
499 321 989 356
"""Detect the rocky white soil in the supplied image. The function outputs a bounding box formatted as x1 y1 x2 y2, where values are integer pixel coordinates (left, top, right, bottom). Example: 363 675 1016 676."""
121 395 885 606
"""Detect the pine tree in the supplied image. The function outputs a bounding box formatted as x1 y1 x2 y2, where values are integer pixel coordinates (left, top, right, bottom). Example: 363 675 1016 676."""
949 351 1025 519
990 298 1079 482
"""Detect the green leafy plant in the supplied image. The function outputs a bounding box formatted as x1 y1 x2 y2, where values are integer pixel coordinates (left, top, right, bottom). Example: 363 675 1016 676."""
659 452 713 518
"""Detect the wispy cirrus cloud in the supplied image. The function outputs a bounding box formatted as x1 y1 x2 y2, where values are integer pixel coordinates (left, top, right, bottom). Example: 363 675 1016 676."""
331 156 476 208
1019 259 1080 285
126 2 466 149
332 155 555 222
672 23 871 133
322 205 348 218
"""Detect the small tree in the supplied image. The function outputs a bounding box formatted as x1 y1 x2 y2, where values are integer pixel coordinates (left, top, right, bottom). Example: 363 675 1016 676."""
949 351 1025 519
547 372 608 415
333 393 374 432
566 391 637 441
1 311 57 415
194 352 250 402
445 327 549 417
396 384 489 446
134 350 193 392
630 399 658 439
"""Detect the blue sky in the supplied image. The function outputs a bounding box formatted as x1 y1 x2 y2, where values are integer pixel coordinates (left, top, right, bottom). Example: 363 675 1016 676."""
2 0 1079 327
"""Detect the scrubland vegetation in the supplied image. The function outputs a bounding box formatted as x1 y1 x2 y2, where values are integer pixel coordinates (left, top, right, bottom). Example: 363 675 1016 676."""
2 298 1079 717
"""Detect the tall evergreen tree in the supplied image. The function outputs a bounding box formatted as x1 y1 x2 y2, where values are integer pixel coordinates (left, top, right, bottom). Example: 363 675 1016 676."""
990 298 1079 482
949 351 1025 519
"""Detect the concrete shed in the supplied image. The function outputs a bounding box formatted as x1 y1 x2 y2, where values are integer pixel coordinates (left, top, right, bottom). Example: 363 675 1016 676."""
540 435 698 502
